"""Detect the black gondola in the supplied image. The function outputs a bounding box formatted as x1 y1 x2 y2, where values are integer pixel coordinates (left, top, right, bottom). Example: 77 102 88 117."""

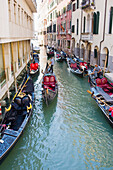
0 75 34 163
67 57 88 77
30 53 40 75
88 74 113 127
42 72 58 106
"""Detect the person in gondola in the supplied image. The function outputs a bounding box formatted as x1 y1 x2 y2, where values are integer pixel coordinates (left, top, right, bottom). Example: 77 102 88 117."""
49 56 54 73
91 64 102 78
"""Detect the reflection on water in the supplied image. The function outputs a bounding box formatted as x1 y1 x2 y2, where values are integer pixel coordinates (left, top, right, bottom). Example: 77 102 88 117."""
1 60 113 170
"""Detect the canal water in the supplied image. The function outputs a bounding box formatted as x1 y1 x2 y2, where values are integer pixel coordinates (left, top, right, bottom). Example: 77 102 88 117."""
1 58 113 169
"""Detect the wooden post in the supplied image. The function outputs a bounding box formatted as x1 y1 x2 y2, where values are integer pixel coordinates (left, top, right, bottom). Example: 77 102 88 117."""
11 42 17 93
2 44 10 99
103 55 107 77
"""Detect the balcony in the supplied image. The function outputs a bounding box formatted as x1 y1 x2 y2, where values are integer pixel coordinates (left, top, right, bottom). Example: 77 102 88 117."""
81 32 93 43
81 0 95 12
25 0 37 12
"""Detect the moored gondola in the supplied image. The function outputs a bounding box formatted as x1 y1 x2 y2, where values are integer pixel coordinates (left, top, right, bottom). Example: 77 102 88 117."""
42 72 58 106
88 74 113 127
0 75 34 163
30 53 39 75
67 57 88 77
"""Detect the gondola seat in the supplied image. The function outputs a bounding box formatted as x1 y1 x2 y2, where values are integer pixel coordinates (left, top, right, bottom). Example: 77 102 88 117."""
44 76 50 86
22 95 31 112
50 76 56 87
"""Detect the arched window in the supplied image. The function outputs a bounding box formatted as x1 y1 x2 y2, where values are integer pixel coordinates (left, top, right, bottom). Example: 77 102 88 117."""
83 16 86 33
109 7 113 34
93 11 100 34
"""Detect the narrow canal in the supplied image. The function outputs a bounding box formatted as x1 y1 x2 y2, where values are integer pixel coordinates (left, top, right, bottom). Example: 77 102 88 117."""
1 53 113 169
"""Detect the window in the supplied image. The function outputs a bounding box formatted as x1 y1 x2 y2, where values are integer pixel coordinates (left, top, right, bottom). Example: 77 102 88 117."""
109 7 113 34
8 0 11 21
77 19 79 35
70 21 71 29
14 3 16 23
72 25 75 33
53 24 56 32
93 12 100 34
83 16 86 33
94 49 97 58
58 40 60 46
21 9 23 25
77 0 79 9
73 3 75 12
18 6 20 25
67 40 70 49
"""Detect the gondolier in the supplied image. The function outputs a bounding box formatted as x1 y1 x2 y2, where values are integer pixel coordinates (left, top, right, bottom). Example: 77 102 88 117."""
50 56 54 73
91 64 102 78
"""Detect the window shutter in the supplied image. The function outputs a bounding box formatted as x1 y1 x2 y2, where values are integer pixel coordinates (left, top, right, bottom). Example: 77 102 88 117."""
109 7 113 34
72 25 75 33
93 12 97 34
94 49 97 58
83 17 86 33
96 12 100 34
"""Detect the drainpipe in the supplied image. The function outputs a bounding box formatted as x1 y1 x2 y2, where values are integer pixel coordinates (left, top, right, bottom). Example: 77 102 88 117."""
99 0 107 65
79 7 83 59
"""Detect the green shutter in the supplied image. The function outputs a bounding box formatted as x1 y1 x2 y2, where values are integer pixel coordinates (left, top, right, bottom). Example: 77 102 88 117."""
83 17 86 33
72 25 75 33
93 12 96 34
109 7 113 34
96 12 100 34
94 49 97 58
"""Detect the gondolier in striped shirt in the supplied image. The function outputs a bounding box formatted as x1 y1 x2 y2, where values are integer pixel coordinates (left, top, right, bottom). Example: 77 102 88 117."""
50 56 54 73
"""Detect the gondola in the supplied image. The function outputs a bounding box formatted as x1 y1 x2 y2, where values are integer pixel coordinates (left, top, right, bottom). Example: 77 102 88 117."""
88 74 113 127
42 72 58 106
55 51 62 61
0 75 34 163
30 53 39 75
67 57 88 77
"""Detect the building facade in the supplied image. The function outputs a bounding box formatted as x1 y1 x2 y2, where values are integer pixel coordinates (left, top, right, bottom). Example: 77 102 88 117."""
57 0 72 54
37 0 48 46
71 0 113 72
47 0 57 48
0 0 37 100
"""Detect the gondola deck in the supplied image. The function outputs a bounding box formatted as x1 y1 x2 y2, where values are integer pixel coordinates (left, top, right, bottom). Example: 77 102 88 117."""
0 76 34 163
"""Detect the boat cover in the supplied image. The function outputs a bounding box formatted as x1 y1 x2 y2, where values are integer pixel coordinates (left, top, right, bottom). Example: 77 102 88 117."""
96 86 113 103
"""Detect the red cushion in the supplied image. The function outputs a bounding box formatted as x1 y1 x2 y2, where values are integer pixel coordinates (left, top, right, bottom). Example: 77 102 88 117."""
96 78 102 85
70 63 77 68
30 63 35 70
44 76 50 85
50 76 55 86
101 77 107 85
35 63 38 69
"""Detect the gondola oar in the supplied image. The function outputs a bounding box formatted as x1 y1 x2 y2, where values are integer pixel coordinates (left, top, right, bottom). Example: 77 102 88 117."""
87 90 110 107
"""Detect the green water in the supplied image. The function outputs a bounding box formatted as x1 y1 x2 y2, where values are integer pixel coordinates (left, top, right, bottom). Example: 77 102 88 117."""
1 62 113 170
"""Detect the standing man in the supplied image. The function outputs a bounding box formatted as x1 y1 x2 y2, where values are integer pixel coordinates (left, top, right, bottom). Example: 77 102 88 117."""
50 56 54 73
91 64 102 78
